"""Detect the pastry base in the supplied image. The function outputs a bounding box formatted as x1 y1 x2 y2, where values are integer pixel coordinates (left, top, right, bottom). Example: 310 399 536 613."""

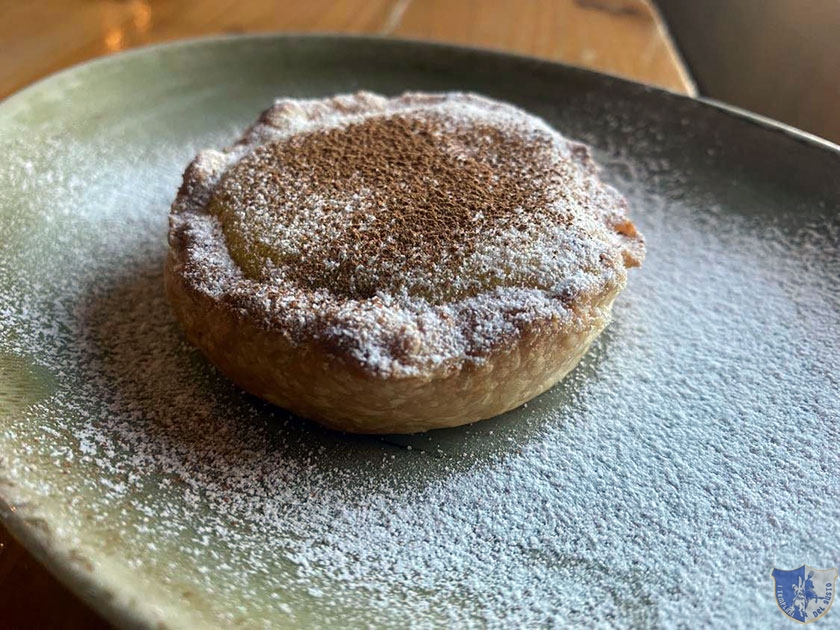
165 253 617 434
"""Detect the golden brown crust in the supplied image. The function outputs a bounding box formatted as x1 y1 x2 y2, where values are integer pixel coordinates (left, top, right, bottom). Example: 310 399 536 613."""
165 250 617 433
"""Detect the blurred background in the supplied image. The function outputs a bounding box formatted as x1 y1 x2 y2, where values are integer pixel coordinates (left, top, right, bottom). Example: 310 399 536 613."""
2 0 839 142
657 0 840 143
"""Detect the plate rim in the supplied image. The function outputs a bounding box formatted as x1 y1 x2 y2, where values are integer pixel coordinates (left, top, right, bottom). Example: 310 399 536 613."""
3 31 840 156
1 32 839 629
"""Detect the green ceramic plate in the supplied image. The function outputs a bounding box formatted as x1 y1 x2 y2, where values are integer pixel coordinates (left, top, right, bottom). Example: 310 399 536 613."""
1 35 839 629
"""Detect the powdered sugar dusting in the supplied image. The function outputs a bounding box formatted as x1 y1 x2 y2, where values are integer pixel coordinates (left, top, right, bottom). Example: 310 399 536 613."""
170 93 642 377
1 98 839 629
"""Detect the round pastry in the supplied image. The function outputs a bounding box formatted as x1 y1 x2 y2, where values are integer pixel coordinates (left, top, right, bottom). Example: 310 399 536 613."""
165 91 644 434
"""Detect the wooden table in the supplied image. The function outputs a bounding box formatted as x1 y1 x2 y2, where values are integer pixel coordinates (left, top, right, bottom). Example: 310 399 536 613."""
0 1 693 627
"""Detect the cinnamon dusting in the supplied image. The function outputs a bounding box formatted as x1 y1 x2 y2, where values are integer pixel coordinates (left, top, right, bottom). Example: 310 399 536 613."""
211 113 571 301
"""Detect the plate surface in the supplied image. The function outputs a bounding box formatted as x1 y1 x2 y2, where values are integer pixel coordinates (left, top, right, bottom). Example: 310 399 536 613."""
1 35 838 629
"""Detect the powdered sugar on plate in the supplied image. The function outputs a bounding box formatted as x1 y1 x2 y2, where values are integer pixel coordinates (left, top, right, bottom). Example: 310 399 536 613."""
1 102 839 629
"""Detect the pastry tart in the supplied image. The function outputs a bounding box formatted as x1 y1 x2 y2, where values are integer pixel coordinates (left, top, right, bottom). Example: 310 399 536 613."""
165 92 644 433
